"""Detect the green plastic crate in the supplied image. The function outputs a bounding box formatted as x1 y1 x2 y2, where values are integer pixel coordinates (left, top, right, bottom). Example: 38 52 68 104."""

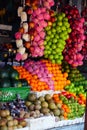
0 87 30 102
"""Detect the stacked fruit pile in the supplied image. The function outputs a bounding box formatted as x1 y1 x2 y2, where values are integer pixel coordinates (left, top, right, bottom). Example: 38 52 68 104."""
25 93 65 120
0 109 27 130
63 5 85 67
14 59 70 91
1 95 28 118
57 92 85 119
23 59 70 91
0 91 86 121
62 61 87 87
64 83 86 98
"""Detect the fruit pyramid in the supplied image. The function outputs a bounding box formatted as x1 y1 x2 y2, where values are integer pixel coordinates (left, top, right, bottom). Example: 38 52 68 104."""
62 61 87 88
14 59 71 91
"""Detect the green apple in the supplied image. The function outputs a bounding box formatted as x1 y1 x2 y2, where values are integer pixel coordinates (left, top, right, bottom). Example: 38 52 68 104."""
52 38 57 43
56 26 61 33
45 36 50 41
59 33 66 40
54 54 59 59
44 54 48 58
44 50 48 54
57 21 63 26
61 12 66 18
49 55 54 60
50 34 54 39
45 44 50 50
57 14 63 21
63 17 68 22
56 59 62 64
61 26 66 31
57 44 64 50
47 30 52 35
54 34 59 40
52 50 57 55
65 34 69 39
47 50 51 55
59 55 63 60
63 22 70 28
51 59 56 64
55 48 62 53
51 28 56 33
44 41 47 45
51 44 57 49
52 22 57 27
45 25 51 31
67 28 72 33
47 41 52 46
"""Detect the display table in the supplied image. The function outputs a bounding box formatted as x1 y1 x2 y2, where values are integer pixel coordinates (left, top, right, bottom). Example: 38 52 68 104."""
50 123 84 130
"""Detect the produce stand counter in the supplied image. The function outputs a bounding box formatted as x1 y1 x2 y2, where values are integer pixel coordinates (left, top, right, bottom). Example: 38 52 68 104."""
0 0 87 130
50 123 84 130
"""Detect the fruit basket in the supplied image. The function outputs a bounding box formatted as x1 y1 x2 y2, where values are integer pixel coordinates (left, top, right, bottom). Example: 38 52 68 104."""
0 87 30 102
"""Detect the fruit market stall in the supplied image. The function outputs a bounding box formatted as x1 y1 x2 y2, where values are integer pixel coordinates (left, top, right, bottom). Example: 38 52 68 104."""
0 0 87 130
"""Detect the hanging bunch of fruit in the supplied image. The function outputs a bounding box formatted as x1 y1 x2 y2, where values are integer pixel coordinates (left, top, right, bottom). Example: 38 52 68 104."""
43 12 71 64
81 7 87 60
15 0 55 61
25 0 40 9
14 1 87 68
14 0 41 61
63 5 85 67
14 0 72 65
29 8 51 57
28 0 57 59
